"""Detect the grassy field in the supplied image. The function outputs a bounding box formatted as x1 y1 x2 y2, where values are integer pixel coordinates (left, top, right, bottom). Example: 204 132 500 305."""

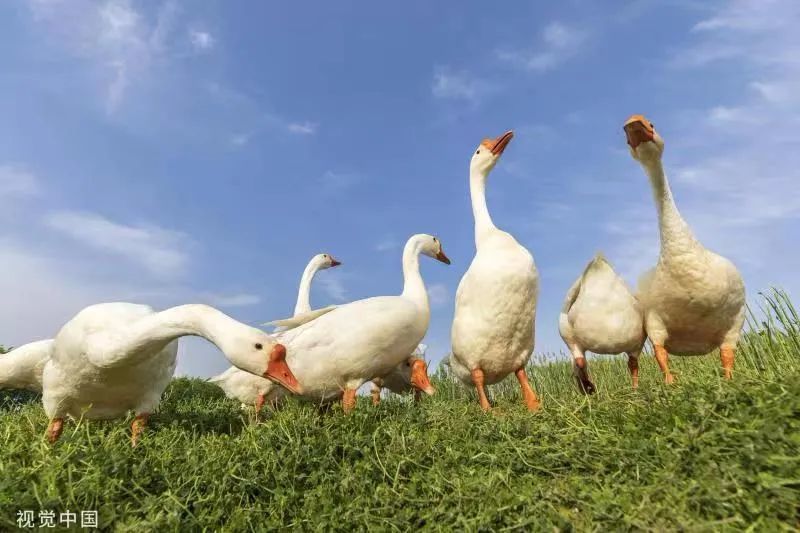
1 290 799 531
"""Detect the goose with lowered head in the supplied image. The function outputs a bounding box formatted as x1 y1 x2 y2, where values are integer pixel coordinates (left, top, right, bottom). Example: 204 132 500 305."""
210 253 341 414
270 234 448 413
41 303 300 445
0 339 53 393
370 344 435 405
558 254 646 392
449 131 541 411
624 114 745 382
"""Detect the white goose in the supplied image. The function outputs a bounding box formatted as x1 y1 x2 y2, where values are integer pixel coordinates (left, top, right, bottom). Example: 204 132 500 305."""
449 131 540 411
270 234 449 413
370 344 435 405
558 254 646 392
0 339 54 393
624 115 746 382
40 303 300 445
209 253 341 413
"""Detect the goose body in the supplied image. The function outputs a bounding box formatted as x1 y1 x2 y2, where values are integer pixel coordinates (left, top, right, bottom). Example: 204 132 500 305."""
0 339 53 392
624 115 746 382
210 253 340 412
272 234 448 412
449 131 540 411
40 302 298 444
558 254 645 391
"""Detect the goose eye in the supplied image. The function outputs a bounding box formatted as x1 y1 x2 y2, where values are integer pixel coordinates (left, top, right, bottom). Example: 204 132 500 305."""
476 150 480 154
255 343 263 350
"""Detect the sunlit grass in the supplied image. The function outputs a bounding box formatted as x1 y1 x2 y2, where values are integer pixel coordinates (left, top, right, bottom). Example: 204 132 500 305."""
1 289 798 530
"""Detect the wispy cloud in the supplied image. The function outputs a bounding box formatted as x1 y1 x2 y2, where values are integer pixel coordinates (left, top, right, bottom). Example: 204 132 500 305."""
431 67 493 103
497 22 586 72
320 170 360 193
44 210 192 279
374 236 399 253
189 29 214 51
24 0 213 115
0 165 40 198
202 293 261 307
318 274 347 303
229 133 251 147
427 283 449 308
287 121 318 135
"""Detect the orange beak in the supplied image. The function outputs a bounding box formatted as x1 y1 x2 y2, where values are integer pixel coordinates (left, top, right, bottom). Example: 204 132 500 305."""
435 247 451 265
330 257 342 267
481 130 514 155
409 358 435 396
623 115 655 149
264 344 303 394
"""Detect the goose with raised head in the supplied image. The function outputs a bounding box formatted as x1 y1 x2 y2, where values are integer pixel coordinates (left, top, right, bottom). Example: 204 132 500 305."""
41 303 300 445
270 234 448 413
210 253 341 414
449 131 541 411
0 339 54 392
558 254 646 392
624 115 745 382
370 344 435 405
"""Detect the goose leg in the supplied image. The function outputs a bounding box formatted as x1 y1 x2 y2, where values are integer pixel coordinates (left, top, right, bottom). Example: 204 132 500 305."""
131 413 149 447
627 351 640 389
654 345 674 384
342 388 357 414
470 369 491 411
371 380 382 406
46 418 64 443
720 347 735 380
515 368 541 411
569 346 595 394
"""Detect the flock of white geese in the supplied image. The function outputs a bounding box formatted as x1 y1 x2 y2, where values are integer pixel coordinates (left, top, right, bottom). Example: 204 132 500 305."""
0 115 746 446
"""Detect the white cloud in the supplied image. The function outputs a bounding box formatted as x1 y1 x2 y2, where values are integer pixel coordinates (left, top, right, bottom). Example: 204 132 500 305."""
321 170 360 193
0 165 40 198
44 210 191 279
230 133 250 146
318 274 347 303
374 237 399 253
189 29 214 51
287 121 318 135
431 67 493 102
497 22 586 72
24 0 194 114
427 283 449 308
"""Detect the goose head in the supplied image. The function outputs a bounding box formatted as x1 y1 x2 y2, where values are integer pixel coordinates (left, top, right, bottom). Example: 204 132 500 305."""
470 130 514 175
406 357 436 396
413 234 451 265
225 332 302 394
624 115 664 164
314 253 342 270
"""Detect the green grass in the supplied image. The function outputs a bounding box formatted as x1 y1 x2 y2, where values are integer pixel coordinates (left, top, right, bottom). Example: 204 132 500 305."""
1 290 799 531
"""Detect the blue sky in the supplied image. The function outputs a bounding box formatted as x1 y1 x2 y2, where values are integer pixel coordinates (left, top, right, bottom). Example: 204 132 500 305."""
2 0 798 378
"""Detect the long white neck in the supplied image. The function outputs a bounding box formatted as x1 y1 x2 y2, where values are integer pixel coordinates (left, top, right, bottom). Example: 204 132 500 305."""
400 239 429 309
641 158 699 257
294 260 322 316
470 168 497 248
105 305 251 367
